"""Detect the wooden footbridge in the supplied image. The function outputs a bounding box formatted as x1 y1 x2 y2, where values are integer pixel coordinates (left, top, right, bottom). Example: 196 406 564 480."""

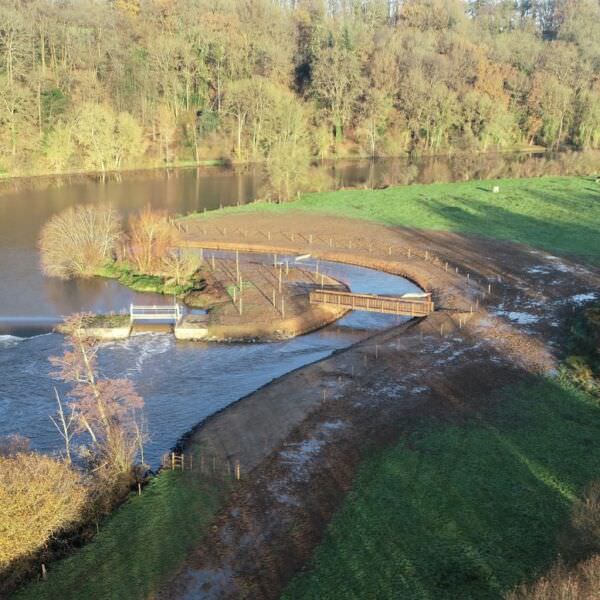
309 290 434 317
130 304 183 323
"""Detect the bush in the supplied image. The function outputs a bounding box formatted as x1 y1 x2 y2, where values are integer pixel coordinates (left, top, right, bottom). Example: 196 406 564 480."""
0 452 87 571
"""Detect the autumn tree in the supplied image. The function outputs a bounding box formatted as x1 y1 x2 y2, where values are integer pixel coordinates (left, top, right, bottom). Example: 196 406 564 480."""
50 315 146 476
39 204 122 279
126 208 180 274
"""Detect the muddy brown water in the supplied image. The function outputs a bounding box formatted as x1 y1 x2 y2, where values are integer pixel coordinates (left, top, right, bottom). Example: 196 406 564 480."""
0 151 591 465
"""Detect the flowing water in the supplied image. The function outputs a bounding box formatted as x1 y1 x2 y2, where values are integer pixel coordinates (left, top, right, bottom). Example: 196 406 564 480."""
0 151 594 465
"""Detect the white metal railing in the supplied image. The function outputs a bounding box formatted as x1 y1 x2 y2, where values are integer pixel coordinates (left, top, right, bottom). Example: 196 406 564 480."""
130 304 182 323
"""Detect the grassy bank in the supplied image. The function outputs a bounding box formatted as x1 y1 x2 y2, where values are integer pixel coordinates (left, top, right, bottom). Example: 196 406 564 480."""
95 262 194 297
185 176 600 264
282 379 600 599
14 471 226 600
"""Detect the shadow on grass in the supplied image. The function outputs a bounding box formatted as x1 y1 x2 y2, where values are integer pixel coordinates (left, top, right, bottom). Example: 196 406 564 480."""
282 378 600 600
14 471 227 600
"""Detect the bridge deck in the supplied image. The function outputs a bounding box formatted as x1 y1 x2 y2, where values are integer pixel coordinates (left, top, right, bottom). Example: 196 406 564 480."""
309 290 433 317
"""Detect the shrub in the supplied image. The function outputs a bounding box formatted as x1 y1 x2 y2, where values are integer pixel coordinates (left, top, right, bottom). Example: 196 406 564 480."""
0 452 87 570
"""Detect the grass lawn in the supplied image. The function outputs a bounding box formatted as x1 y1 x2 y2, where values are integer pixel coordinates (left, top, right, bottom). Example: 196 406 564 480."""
14 472 226 600
282 379 600 600
185 176 600 264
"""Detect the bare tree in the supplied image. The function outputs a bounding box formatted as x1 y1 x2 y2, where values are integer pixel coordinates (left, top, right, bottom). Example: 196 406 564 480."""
50 315 146 476
125 208 180 275
39 205 122 279
49 388 76 464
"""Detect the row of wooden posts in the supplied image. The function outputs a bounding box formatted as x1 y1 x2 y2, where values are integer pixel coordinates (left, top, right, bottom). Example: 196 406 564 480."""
164 451 241 480
181 224 499 301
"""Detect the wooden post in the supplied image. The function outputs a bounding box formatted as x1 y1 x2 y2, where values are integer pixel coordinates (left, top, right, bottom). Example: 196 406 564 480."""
309 234 313 244
279 268 283 292
171 452 175 470
138 482 142 495
286 260 289 275
388 246 392 256
272 288 276 307
321 273 325 289
211 254 216 271
281 295 285 318
375 344 379 359
41 564 47 581
329 237 333 247
235 460 241 481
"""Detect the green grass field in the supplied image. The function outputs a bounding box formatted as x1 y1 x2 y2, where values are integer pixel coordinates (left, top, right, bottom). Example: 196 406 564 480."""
282 379 600 600
15 472 226 600
187 176 600 264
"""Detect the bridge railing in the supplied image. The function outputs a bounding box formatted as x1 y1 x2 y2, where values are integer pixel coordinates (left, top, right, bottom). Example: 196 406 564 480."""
309 290 434 317
130 304 183 322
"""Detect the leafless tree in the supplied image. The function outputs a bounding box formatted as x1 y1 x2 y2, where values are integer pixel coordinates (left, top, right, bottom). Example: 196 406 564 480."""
39 205 122 279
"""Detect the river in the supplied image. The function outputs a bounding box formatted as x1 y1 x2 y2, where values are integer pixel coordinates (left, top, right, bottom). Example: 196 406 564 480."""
0 151 595 465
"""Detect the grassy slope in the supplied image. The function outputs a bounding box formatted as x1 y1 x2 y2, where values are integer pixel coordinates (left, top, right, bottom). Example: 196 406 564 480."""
282 380 600 599
187 176 600 264
14 472 225 600
187 176 600 597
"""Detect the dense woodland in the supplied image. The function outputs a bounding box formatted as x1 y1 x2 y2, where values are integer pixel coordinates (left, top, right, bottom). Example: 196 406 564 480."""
1 0 600 187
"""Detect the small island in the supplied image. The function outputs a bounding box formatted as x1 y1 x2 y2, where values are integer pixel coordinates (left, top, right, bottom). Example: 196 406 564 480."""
42 205 349 342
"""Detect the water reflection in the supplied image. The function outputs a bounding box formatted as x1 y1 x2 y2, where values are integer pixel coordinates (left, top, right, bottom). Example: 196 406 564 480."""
1 150 599 333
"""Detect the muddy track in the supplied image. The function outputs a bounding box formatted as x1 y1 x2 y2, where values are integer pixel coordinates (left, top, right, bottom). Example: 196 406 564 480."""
160 213 600 599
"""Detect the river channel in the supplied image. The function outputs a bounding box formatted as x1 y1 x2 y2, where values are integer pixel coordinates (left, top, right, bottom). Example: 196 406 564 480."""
0 152 592 465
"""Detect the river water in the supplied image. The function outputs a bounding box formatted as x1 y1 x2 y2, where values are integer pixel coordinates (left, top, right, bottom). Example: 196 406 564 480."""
0 151 595 465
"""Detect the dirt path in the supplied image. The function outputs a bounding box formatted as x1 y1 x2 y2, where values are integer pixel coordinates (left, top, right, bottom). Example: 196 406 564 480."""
160 213 599 599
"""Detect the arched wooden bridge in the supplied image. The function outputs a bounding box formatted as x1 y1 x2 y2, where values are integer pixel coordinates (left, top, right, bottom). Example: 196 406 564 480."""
309 290 434 317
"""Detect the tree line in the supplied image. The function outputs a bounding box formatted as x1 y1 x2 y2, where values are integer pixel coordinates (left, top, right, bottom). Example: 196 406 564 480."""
1 0 600 193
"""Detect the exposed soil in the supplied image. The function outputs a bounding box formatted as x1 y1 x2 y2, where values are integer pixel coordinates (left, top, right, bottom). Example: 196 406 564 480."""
158 212 600 599
184 256 348 341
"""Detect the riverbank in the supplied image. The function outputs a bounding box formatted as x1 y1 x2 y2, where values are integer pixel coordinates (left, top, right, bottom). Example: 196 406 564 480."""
162 199 598 597
0 146 548 187
14 178 600 599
